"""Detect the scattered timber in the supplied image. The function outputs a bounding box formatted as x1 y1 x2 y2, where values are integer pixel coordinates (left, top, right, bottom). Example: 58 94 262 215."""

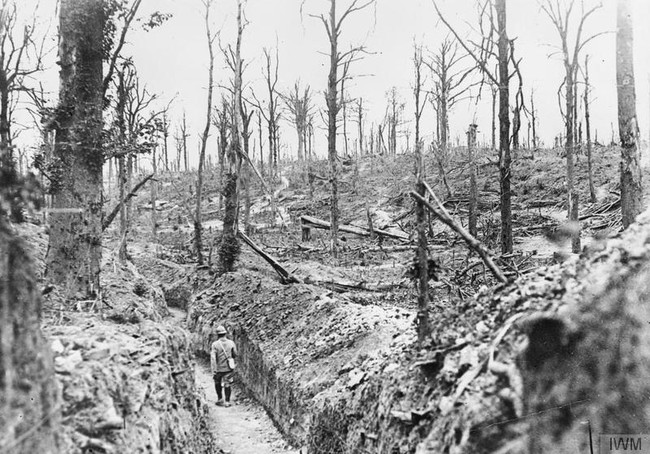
300 215 410 242
411 182 507 283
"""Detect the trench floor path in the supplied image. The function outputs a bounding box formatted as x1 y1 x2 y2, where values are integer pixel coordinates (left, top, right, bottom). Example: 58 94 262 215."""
169 308 299 454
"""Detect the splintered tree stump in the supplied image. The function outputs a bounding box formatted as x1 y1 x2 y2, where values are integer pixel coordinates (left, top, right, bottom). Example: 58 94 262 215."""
519 257 650 452
302 225 311 242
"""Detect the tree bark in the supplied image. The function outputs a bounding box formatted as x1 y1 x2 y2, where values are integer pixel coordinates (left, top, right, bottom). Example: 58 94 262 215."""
584 56 596 203
195 0 216 266
219 0 245 272
566 65 581 252
151 145 158 240
413 47 430 343
617 0 643 228
0 222 61 454
468 124 478 237
46 0 104 299
496 0 512 254
531 89 537 153
327 0 340 258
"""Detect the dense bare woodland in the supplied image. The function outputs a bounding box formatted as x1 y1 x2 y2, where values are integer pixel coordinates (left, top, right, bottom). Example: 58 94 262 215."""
1 0 650 453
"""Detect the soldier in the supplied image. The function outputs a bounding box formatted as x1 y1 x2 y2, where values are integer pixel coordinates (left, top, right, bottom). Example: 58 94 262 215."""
210 325 237 407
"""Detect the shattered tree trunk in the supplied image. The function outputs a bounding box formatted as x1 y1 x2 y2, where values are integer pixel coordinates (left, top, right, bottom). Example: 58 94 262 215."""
0 223 61 453
326 0 340 258
566 66 581 253
497 0 513 254
531 90 537 154
46 0 104 299
116 69 128 261
195 0 216 266
118 156 127 260
413 46 430 343
617 0 643 228
219 0 244 273
584 56 596 203
468 124 478 237
151 145 158 240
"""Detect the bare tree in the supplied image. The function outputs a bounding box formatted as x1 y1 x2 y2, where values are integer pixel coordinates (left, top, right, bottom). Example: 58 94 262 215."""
583 55 596 203
283 81 314 162
107 61 165 259
413 44 430 343
541 0 605 252
218 0 246 273
385 87 404 155
530 88 538 152
309 0 375 257
434 0 515 254
213 95 231 211
468 123 478 237
250 47 280 179
195 0 217 266
617 0 643 227
0 0 47 175
354 97 364 155
174 111 189 172
426 38 473 156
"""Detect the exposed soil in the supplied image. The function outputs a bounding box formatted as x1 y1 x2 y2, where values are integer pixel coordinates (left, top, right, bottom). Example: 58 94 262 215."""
168 307 299 454
194 362 299 454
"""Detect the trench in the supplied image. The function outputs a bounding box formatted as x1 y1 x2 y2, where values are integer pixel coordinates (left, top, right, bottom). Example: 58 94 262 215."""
169 308 299 454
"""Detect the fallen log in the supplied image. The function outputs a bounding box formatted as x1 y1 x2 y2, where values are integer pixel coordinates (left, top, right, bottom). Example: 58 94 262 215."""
411 182 507 283
303 278 407 293
300 215 409 242
237 231 300 284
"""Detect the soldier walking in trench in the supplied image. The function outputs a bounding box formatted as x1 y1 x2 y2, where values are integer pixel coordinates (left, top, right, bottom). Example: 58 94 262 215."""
210 325 238 407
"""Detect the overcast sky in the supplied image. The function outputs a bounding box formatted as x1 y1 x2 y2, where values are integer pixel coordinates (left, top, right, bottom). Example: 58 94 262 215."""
16 0 650 166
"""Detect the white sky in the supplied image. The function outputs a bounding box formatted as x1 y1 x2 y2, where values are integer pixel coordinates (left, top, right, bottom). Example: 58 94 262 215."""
14 0 650 166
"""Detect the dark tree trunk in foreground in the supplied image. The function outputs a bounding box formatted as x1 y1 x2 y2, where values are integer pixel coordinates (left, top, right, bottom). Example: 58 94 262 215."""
1 222 61 453
496 0 512 254
46 0 104 299
617 0 643 228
